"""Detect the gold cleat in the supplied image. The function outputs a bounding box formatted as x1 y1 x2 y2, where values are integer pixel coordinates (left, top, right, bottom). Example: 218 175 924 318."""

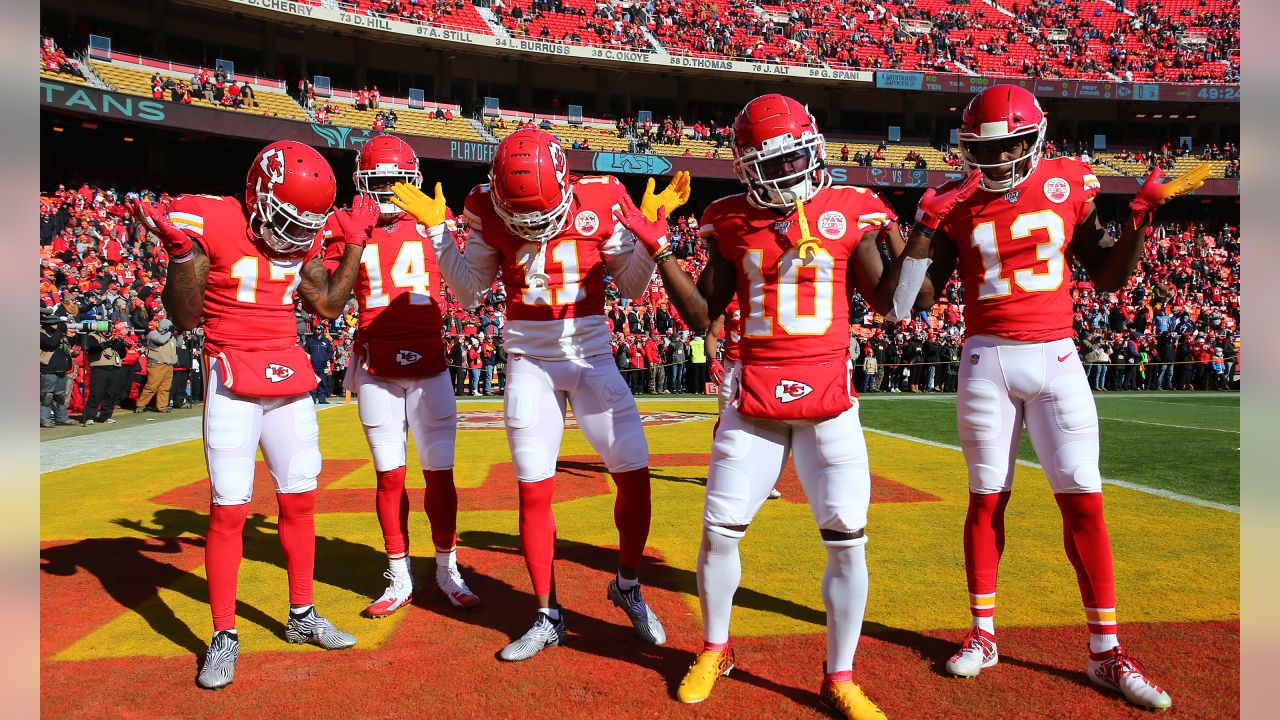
676 645 735 704
820 678 888 720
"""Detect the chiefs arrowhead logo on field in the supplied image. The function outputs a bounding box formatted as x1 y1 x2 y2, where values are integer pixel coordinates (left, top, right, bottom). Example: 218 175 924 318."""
265 363 295 383
396 349 423 366
774 379 813 403
260 147 286 184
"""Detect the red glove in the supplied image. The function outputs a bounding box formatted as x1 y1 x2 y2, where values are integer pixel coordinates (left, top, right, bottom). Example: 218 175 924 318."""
612 192 671 258
913 171 983 234
334 193 380 248
709 359 725 384
131 199 193 260
1129 163 1211 227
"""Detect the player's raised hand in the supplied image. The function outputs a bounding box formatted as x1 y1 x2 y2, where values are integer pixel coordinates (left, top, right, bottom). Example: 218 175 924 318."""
614 192 671 258
641 170 691 221
914 170 984 233
390 181 448 228
335 193 380 247
1130 163 1212 226
131 198 193 260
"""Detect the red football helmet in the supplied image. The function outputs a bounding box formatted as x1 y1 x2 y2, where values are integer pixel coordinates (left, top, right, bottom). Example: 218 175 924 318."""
488 127 572 243
959 84 1047 192
244 141 336 256
731 94 829 209
354 134 422 218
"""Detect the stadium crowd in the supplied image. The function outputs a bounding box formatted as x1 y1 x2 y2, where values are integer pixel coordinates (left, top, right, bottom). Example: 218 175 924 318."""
320 0 1237 81
38 178 1240 427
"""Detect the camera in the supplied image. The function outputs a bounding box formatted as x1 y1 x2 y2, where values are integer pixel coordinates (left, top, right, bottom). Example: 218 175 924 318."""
40 308 110 334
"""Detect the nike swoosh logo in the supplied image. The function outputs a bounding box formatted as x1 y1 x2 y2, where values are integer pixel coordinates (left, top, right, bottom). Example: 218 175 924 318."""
1057 353 1073 362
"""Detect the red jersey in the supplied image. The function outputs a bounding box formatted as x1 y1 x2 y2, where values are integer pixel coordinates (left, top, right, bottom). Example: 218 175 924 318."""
450 175 654 360
323 210 454 377
700 185 896 365
168 194 321 353
938 157 1100 342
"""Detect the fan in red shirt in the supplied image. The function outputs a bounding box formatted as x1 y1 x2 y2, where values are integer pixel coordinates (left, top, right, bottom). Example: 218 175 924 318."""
618 93 912 719
133 140 370 690
321 134 479 618
899 84 1208 711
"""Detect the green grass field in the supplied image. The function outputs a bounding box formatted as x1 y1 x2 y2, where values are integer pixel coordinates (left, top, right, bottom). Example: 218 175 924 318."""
857 392 1240 507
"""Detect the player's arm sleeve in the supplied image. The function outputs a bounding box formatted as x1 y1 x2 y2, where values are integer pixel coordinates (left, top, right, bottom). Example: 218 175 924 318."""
427 200 498 309
165 195 211 257
602 192 657 300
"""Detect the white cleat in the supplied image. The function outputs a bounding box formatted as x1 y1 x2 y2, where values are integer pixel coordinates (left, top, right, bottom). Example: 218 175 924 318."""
285 607 357 650
499 611 566 662
436 564 480 609
196 630 239 690
607 578 666 645
1088 646 1172 710
365 569 413 618
946 627 998 678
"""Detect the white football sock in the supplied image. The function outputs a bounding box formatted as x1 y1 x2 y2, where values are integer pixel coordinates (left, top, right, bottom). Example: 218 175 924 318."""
539 607 561 621
289 604 313 616
435 550 456 573
616 573 639 591
976 616 995 634
1090 633 1119 654
389 556 411 578
822 539 869 674
697 525 744 646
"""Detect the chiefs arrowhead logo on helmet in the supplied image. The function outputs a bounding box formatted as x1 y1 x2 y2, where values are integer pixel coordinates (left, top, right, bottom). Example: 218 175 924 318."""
265 363 296 383
396 349 423 366
774 379 814 403
260 147 287 185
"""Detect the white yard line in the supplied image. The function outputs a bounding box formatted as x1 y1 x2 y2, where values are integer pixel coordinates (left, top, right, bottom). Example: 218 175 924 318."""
40 404 343 473
1107 397 1240 409
861 427 1239 514
1097 416 1239 434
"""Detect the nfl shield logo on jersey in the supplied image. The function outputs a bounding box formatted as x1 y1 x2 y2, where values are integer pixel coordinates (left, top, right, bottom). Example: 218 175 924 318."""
396 349 423 366
774 219 793 236
775 379 814 403
1003 190 1022 204
574 210 600 235
265 363 296 383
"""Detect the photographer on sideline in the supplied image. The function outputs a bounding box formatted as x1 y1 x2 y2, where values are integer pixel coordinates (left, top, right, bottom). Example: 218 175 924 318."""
135 318 177 413
40 309 74 427
83 323 128 425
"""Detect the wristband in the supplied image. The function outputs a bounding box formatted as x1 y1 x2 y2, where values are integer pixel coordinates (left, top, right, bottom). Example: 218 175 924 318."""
655 250 676 265
170 251 195 264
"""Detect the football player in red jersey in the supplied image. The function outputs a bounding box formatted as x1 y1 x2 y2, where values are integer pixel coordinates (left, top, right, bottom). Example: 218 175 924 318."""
899 84 1208 711
134 140 373 690
617 94 914 720
390 128 691 661
321 135 479 618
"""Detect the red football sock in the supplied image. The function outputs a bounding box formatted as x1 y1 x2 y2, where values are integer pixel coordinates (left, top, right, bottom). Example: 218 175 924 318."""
963 491 1010 625
1054 492 1118 635
518 478 556 597
206 503 251 632
423 469 459 553
375 466 410 559
277 490 317 607
611 467 652 573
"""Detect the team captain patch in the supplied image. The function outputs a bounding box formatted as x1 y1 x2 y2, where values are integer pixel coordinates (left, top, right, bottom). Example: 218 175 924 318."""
1044 177 1071 204
817 211 847 240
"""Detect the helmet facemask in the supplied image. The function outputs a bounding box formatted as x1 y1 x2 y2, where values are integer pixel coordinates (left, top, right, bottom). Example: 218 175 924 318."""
354 165 422 219
249 178 329 255
960 119 1046 192
734 132 830 210
490 182 574 244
